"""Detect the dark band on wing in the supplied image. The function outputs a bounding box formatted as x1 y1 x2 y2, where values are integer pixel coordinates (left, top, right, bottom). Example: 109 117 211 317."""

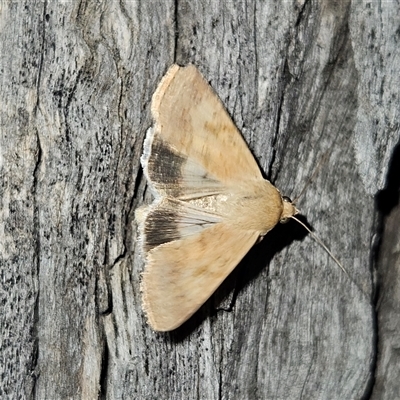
146 138 185 197
142 197 222 252
145 136 224 200
144 207 181 252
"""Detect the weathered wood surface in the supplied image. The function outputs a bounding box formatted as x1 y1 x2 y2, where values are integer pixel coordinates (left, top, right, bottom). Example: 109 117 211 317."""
1 1 399 399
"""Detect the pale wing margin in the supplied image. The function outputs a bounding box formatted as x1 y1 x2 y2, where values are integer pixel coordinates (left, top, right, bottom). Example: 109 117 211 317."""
142 223 260 331
135 198 223 254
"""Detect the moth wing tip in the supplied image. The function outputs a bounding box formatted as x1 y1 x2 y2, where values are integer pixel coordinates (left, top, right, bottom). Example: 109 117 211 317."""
151 64 181 119
141 289 177 332
140 264 188 332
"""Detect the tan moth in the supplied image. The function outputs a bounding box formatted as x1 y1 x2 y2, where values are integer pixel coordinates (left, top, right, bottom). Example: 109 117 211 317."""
136 64 341 332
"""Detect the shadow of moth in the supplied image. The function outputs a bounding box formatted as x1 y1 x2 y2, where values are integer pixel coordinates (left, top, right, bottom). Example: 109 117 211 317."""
136 64 300 332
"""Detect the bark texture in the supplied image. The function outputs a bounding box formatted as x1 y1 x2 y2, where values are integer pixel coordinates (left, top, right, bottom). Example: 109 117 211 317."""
1 1 399 399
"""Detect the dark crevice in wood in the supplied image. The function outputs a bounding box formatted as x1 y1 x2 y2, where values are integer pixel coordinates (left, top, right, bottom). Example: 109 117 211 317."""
131 160 144 211
267 147 277 183
361 308 378 400
116 75 124 137
368 139 400 399
295 0 311 28
252 2 258 91
373 140 400 295
214 283 237 313
34 0 47 113
103 237 110 267
31 127 43 400
98 241 112 316
372 142 400 298
27 7 47 397
121 264 129 319
125 162 145 251
268 58 291 183
375 142 400 217
218 361 223 400
99 340 109 399
29 334 39 399
110 160 144 270
173 0 179 62
109 246 127 271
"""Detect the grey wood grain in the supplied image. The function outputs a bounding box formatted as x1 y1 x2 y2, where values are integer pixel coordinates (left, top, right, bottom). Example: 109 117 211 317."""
1 1 399 399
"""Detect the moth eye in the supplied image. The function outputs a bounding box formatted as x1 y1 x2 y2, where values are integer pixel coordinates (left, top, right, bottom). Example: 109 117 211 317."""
280 217 289 224
282 196 292 203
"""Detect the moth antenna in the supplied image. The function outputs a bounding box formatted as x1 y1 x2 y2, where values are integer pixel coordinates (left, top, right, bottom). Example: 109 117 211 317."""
290 215 370 301
290 215 349 278
292 150 330 204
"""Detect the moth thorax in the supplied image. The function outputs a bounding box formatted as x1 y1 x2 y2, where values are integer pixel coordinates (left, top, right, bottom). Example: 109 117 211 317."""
231 180 284 234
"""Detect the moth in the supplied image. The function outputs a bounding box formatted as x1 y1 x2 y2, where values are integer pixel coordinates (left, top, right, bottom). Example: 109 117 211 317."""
136 64 303 332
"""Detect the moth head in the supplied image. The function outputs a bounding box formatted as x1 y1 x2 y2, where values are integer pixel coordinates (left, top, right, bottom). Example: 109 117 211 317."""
280 196 299 224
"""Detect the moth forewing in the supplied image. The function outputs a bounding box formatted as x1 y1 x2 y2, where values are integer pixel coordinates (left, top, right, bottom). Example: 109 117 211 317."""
136 64 297 331
149 64 263 184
